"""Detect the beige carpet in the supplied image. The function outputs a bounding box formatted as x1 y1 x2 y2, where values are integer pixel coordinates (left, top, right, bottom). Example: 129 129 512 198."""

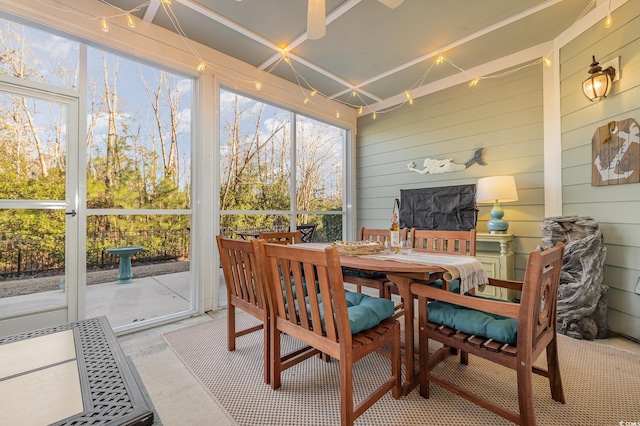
163 312 640 425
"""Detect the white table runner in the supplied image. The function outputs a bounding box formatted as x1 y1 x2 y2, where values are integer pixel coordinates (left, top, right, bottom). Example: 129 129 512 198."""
359 252 488 294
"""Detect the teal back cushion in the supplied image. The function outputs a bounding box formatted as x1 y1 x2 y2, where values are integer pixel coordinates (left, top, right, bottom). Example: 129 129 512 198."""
307 290 395 335
427 295 518 345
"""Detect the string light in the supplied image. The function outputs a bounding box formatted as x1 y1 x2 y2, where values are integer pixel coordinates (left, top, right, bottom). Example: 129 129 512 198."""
51 0 594 120
101 17 109 32
126 13 135 28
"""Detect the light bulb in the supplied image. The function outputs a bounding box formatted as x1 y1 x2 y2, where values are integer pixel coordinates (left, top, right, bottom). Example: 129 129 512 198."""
543 57 552 67
469 78 479 87
304 98 309 104
336 111 340 119
255 81 262 91
197 62 206 71
358 106 363 114
351 90 357 97
435 55 445 65
409 98 413 105
161 0 171 4
604 12 612 28
373 112 377 120
101 17 109 32
310 90 317 96
126 13 135 28
405 90 411 99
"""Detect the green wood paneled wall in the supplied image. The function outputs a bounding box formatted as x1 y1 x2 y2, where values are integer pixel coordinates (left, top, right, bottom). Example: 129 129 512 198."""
356 65 545 281
560 0 640 341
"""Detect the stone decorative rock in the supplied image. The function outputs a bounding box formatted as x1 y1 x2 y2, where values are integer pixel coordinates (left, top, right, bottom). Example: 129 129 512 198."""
541 216 608 340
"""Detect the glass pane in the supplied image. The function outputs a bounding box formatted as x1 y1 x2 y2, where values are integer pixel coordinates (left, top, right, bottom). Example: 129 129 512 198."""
220 214 291 239
85 214 191 328
0 18 79 90
295 115 343 213
0 209 66 314
86 48 192 210
219 89 291 211
0 93 67 200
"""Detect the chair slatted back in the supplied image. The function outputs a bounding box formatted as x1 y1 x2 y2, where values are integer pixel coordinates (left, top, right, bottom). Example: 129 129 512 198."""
217 236 265 310
359 227 409 243
261 242 349 356
411 229 477 256
259 230 303 245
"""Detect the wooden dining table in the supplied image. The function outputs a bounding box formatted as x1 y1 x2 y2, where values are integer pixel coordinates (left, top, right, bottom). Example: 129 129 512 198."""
298 243 484 394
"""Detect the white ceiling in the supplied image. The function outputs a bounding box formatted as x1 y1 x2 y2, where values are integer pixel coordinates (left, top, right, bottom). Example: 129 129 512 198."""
102 0 598 111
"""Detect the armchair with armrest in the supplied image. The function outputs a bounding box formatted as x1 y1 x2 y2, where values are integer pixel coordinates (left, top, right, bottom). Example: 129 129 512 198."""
411 242 566 426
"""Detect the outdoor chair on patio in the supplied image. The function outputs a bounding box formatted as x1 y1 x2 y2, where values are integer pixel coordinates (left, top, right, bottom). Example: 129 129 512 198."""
259 230 303 244
296 223 317 243
257 241 401 426
411 242 566 426
342 227 408 298
216 235 270 384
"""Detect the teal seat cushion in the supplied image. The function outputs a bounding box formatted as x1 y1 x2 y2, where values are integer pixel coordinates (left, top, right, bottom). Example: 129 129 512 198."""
427 295 518 345
305 290 395 335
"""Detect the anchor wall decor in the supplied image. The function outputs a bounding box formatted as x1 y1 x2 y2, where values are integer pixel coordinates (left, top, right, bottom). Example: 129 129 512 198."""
592 118 639 186
407 148 486 175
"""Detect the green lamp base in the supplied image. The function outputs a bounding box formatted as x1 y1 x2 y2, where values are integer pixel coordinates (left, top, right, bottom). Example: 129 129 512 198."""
487 201 509 234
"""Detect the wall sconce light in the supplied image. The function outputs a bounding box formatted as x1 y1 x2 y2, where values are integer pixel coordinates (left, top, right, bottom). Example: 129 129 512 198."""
476 176 519 234
582 55 616 102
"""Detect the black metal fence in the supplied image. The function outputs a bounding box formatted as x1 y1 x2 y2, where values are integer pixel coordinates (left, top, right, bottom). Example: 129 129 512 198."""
0 229 190 279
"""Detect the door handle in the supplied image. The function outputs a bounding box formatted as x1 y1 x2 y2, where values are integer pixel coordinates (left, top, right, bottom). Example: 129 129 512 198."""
66 210 77 217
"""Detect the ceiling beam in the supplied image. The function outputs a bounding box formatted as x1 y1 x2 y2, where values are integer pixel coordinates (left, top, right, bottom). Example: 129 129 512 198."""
143 0 161 23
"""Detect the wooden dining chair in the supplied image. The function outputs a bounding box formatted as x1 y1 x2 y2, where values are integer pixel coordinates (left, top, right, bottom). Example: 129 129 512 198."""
411 242 566 426
216 235 270 384
257 241 401 426
342 227 408 298
259 230 303 244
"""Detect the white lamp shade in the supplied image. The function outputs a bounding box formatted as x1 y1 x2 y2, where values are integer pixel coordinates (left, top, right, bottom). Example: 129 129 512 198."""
476 176 519 204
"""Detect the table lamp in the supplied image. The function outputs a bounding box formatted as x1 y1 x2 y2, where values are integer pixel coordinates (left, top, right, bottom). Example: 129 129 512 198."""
476 175 518 234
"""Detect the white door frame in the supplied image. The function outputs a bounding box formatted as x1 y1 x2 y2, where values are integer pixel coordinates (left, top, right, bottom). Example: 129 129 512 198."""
0 78 81 335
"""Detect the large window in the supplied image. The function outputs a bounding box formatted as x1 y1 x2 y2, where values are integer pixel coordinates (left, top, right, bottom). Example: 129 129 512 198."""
219 89 344 243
